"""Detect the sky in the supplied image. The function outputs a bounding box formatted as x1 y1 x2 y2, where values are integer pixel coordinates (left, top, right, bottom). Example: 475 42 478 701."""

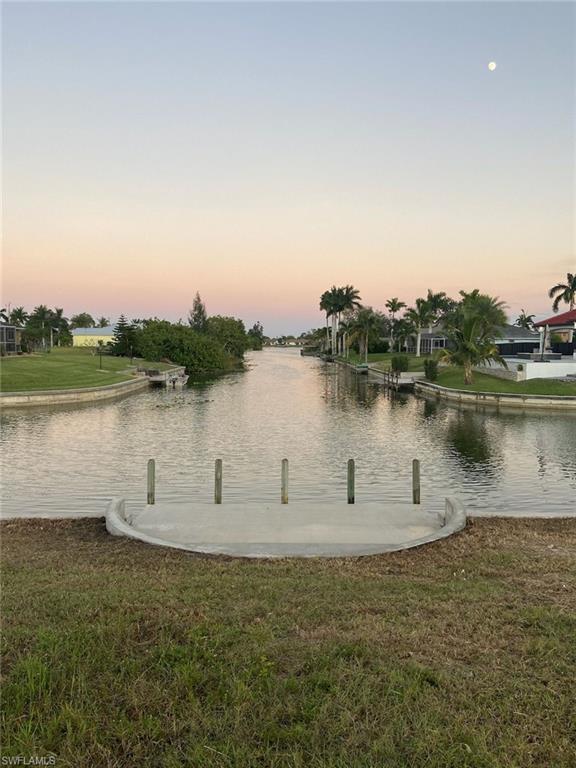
2 1 574 335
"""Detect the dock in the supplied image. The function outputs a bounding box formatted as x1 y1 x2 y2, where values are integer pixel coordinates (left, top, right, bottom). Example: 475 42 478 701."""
138 366 188 389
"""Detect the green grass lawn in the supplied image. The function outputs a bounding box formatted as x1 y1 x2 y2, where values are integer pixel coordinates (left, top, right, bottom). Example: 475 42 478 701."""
1 517 575 767
435 368 576 396
0 347 177 392
343 352 431 372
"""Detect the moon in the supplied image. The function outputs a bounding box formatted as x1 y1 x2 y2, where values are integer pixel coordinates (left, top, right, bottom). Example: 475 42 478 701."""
488 61 497 71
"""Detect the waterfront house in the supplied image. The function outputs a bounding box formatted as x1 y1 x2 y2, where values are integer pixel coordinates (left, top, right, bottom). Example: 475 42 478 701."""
407 324 539 356
534 309 576 355
0 324 22 354
72 327 115 347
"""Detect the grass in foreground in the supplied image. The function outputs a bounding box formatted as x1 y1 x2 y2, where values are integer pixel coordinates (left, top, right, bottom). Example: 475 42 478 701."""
0 347 176 392
343 352 430 372
2 518 575 767
435 368 576 396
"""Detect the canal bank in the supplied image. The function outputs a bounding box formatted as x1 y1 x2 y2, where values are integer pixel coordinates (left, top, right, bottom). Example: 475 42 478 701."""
2 348 575 518
413 379 576 410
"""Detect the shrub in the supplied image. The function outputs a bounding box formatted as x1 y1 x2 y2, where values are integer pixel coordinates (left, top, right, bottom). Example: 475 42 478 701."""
391 354 409 373
369 339 390 354
424 358 439 381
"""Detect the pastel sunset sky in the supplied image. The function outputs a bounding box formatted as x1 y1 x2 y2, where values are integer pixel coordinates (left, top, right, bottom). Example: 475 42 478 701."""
2 1 574 334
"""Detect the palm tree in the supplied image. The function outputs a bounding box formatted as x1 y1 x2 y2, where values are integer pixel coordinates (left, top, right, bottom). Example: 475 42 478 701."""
337 285 362 353
27 305 53 349
393 317 414 353
425 290 454 332
548 273 576 312
9 307 28 327
97 316 110 328
405 298 434 357
514 309 536 330
439 291 508 384
347 307 385 363
319 291 334 351
385 297 406 350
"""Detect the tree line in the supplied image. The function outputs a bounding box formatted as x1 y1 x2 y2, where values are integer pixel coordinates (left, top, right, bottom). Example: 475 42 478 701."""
1 295 265 374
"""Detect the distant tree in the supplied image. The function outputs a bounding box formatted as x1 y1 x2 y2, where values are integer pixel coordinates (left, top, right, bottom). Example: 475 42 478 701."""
405 298 434 357
27 305 53 349
70 313 95 329
206 315 248 358
188 293 208 332
52 308 71 346
548 273 576 312
9 307 28 327
347 307 387 363
247 321 265 350
514 309 536 330
0 308 8 323
111 315 136 357
385 297 407 349
97 316 110 328
425 289 455 331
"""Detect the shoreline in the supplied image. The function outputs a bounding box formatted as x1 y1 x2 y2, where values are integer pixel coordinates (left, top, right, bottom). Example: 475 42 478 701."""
332 358 576 410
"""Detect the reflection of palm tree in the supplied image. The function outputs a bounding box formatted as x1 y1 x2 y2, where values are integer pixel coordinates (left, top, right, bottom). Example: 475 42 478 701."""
548 273 576 312
446 412 494 470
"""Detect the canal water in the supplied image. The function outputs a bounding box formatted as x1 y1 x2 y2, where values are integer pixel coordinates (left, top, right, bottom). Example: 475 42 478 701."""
1 348 575 518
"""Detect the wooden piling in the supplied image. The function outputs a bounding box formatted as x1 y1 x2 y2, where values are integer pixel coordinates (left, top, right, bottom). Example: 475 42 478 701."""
215 459 223 504
281 459 289 504
412 458 421 505
347 459 355 504
147 459 155 505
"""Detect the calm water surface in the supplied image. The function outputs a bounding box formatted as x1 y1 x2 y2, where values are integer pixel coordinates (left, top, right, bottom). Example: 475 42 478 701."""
1 348 575 517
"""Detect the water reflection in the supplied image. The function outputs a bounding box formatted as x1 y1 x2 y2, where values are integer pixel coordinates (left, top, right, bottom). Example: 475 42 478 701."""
1 348 575 518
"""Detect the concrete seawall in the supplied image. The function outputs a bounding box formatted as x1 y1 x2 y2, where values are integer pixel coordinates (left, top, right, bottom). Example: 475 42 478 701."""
0 376 151 408
414 380 576 410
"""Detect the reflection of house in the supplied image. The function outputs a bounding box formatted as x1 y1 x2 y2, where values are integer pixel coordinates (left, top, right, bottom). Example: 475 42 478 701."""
72 327 115 347
534 310 576 355
0 324 22 354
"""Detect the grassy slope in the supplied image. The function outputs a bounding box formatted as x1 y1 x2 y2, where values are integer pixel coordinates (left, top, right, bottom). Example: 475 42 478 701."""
435 368 576 396
2 518 575 768
0 347 176 392
344 352 430 372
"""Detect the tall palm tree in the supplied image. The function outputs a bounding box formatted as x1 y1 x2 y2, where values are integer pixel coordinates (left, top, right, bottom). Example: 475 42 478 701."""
97 316 110 328
393 317 414 353
347 307 385 364
548 273 576 312
337 285 362 353
385 297 406 349
319 291 334 351
405 298 434 357
514 309 536 330
425 290 454 332
440 291 508 384
9 307 28 327
27 305 53 349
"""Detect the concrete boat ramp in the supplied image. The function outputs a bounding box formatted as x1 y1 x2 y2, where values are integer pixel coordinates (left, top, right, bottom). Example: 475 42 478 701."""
106 498 466 558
